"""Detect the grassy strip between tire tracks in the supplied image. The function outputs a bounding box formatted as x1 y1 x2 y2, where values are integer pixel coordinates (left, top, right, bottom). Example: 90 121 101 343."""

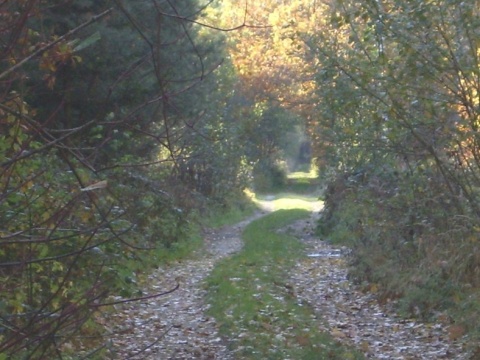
205 209 364 359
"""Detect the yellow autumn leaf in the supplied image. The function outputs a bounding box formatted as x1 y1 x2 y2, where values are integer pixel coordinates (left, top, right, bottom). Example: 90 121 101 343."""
21 180 34 192
452 293 461 304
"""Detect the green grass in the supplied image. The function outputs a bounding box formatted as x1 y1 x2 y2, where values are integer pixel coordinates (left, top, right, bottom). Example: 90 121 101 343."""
284 170 322 195
205 210 364 359
254 168 322 196
203 202 258 228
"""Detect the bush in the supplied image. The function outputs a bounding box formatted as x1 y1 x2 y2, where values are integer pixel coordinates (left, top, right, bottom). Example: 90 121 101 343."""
318 168 480 347
252 160 287 193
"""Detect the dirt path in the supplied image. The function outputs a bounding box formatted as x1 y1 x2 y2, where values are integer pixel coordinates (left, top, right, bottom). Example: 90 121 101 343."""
108 206 471 359
108 211 266 359
287 214 470 360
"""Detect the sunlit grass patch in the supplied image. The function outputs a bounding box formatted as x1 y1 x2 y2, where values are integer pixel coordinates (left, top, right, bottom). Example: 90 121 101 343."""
205 210 364 359
287 166 319 180
284 168 322 194
256 196 323 212
245 189 323 212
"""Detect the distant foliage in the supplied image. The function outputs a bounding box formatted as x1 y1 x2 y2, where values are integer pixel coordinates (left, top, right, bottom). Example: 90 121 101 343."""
252 159 288 193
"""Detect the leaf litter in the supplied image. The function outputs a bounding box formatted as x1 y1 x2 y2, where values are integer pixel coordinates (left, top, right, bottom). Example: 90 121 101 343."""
287 213 472 360
106 207 473 359
107 212 265 359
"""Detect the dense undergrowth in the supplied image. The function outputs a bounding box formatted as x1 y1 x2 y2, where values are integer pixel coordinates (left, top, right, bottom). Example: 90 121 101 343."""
318 170 480 352
201 195 258 229
206 209 364 359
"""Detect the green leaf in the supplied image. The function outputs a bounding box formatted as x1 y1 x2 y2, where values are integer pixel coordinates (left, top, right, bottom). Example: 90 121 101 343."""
38 245 49 258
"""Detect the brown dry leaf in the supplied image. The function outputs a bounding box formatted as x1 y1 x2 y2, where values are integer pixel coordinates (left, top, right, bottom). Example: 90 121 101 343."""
81 180 108 191
261 321 272 330
447 325 465 341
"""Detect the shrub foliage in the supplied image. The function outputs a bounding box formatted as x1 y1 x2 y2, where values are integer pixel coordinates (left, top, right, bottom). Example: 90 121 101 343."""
312 0 480 347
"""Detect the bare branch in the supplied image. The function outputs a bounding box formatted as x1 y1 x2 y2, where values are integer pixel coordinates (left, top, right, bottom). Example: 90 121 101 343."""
92 282 180 308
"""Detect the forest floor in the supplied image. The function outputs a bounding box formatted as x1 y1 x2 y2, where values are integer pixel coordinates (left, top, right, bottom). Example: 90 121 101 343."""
107 197 471 359
106 210 265 359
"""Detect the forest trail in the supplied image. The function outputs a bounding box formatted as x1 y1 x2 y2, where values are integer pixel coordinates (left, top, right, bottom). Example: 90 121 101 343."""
287 215 469 359
107 210 267 359
108 196 469 359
